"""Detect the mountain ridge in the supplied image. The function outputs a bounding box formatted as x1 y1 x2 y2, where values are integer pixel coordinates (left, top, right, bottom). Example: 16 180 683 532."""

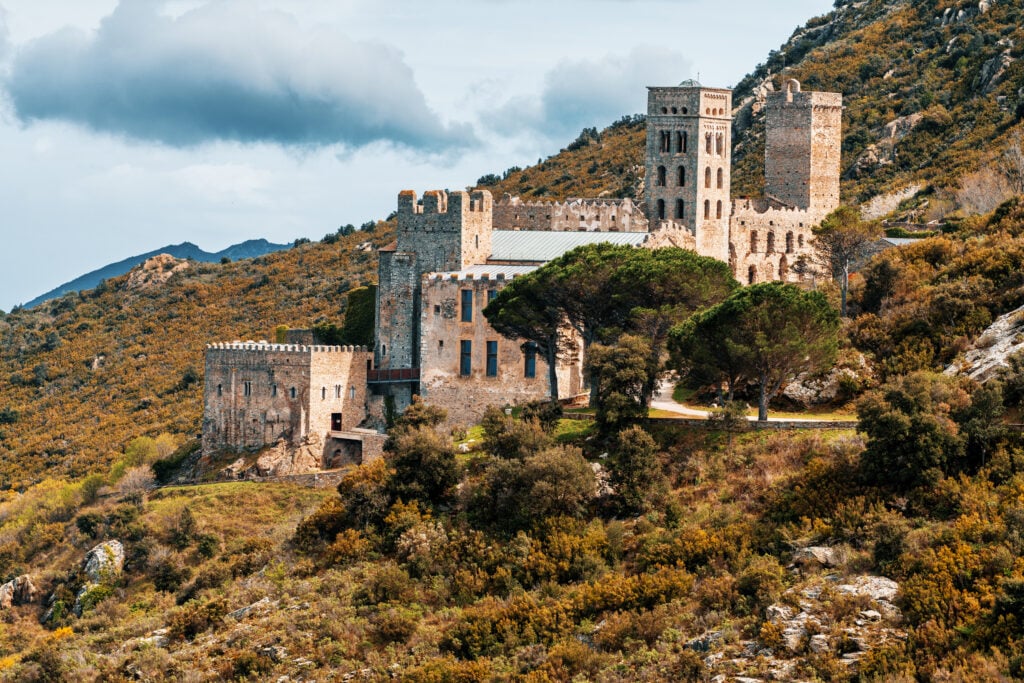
22 238 291 310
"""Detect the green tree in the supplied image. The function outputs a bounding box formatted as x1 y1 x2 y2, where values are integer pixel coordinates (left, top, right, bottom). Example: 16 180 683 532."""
585 334 650 434
339 285 377 347
385 427 459 507
812 206 883 317
480 406 552 460
857 372 971 490
670 283 840 421
609 425 664 515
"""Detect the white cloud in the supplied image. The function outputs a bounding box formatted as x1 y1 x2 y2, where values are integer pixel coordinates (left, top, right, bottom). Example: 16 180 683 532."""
486 46 692 139
3 0 475 152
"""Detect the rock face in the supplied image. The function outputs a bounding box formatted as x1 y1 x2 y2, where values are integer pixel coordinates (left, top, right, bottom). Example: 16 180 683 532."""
945 305 1024 382
792 546 848 569
0 575 38 608
123 254 190 292
84 540 125 582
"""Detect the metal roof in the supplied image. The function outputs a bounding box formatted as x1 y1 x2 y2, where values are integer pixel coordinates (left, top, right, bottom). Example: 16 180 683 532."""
882 237 922 247
489 230 648 263
427 264 538 280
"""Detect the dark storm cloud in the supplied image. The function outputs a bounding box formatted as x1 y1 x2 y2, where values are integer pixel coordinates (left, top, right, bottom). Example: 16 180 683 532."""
486 47 692 139
4 1 474 151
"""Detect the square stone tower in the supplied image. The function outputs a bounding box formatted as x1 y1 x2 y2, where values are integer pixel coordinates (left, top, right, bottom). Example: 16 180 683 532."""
373 189 493 411
645 81 732 262
764 79 843 214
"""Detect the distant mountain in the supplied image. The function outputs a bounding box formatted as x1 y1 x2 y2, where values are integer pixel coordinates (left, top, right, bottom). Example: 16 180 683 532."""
24 239 291 309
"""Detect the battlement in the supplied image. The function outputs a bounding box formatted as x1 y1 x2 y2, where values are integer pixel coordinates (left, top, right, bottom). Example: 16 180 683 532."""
768 79 843 109
498 194 639 210
732 198 820 219
397 190 493 222
427 271 519 283
206 342 370 354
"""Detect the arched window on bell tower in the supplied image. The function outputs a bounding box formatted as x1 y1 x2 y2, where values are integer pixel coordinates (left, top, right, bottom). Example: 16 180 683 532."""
675 199 685 219
657 166 667 187
704 167 711 188
677 167 686 187
657 199 666 220
717 168 724 189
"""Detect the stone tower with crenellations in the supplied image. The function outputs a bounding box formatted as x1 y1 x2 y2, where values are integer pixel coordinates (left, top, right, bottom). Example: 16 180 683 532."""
764 79 843 213
645 81 733 263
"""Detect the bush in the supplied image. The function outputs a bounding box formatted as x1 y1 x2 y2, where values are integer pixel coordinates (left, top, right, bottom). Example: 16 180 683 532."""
480 406 552 460
167 598 226 641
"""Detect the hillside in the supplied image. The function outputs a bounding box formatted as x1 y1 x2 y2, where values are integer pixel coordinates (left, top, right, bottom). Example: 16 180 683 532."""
0 227 391 490
478 0 1024 220
22 239 292 310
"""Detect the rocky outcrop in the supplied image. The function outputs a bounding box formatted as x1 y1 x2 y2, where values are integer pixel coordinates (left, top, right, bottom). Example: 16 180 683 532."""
945 305 1024 382
975 48 1015 94
216 438 324 480
861 184 924 220
84 540 125 582
792 546 849 569
0 575 38 608
123 254 190 292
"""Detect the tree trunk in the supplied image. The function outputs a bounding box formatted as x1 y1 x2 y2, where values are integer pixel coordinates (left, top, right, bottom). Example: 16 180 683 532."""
758 371 769 422
840 259 850 318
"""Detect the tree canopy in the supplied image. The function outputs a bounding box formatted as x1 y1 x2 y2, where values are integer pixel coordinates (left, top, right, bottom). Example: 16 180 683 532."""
670 282 840 421
812 206 882 317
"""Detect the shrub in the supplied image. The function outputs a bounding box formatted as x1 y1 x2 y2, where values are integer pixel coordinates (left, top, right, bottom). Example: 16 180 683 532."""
167 598 226 641
480 406 552 460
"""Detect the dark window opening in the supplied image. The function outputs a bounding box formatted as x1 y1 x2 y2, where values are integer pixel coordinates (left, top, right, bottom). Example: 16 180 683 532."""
290 387 297 399
657 199 666 220
461 289 473 322
704 167 711 188
675 199 685 219
677 166 685 186
525 342 537 378
677 131 687 153
434 304 441 315
717 168 724 189
704 200 710 219
460 340 472 377
656 166 666 187
786 232 794 253
217 384 222 397
486 341 498 377
487 289 497 304
767 232 776 253
331 413 343 431
748 266 757 284
243 381 252 397
750 231 759 253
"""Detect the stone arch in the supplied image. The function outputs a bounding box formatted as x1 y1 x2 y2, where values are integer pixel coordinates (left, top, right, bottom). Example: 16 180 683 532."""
705 167 711 188
786 232 794 253
716 200 723 219
798 234 805 249
779 254 789 280
675 199 685 219
767 232 776 253
705 133 713 154
677 131 687 153
716 133 725 156
677 166 686 186
657 199 666 220
717 168 724 189
748 265 757 285
703 200 710 219
657 166 667 187
750 231 759 253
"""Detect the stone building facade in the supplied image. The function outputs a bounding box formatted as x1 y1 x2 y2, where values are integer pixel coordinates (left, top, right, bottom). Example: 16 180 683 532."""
494 195 647 233
202 342 376 465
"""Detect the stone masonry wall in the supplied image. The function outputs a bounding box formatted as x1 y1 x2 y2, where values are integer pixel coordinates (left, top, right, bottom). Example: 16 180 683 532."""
202 343 371 457
418 272 584 427
494 195 648 233
730 198 822 284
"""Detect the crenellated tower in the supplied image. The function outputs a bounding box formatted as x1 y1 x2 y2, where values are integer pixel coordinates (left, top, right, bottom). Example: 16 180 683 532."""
645 81 732 263
764 79 843 215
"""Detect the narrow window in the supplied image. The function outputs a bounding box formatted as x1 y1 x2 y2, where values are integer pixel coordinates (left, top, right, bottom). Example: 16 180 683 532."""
748 266 757 285
717 168 724 189
290 387 297 399
271 384 277 397
439 340 444 350
460 289 473 323
321 387 327 401
657 199 666 220
677 166 686 187
434 304 441 315
217 384 223 397
716 200 723 219
660 131 671 153
767 232 776 253
475 234 479 249
751 231 759 253
716 133 725 156
798 235 805 249
705 167 711 188
243 381 252 397
486 341 498 377
705 134 712 154
704 200 710 219
675 199 685 219
676 131 685 153
524 342 537 378
786 232 794 254
657 166 666 187
335 385 342 399
487 289 497 304
460 340 472 377
381 344 386 357
779 258 788 280
350 386 356 400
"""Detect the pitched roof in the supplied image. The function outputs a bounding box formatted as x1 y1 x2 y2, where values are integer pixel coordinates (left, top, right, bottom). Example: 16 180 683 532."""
489 230 648 263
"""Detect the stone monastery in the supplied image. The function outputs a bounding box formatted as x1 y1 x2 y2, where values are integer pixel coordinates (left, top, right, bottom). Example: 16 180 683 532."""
203 79 843 467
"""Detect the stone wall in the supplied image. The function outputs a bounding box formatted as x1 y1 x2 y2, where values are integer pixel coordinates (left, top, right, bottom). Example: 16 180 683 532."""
730 198 822 284
418 272 583 427
202 343 372 458
494 195 648 233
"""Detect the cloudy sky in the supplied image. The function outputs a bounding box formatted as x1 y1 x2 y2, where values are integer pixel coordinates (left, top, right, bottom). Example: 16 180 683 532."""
0 0 833 310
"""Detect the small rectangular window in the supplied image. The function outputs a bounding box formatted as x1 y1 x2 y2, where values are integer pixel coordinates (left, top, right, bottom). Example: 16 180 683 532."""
434 304 441 315
460 340 472 377
271 384 277 397
335 385 342 399
461 289 473 322
290 387 297 399
487 289 497 304
524 342 537 379
217 384 223 397
350 386 356 400
243 381 252 397
486 341 498 377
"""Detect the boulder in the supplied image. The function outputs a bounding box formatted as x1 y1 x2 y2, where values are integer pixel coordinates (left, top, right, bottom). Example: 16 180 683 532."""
837 575 899 602
792 546 847 569
84 540 125 582
0 575 38 608
809 634 831 654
